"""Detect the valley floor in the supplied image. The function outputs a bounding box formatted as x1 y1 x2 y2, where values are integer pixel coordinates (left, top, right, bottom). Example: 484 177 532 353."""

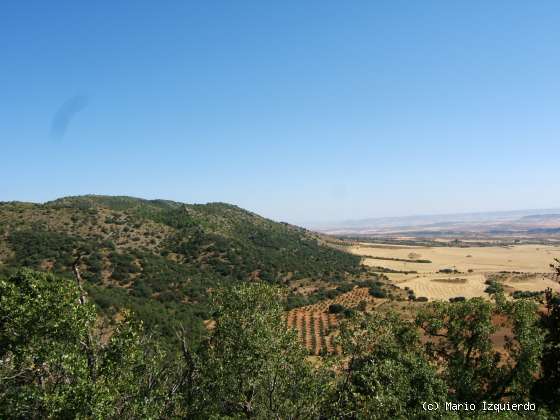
349 243 560 300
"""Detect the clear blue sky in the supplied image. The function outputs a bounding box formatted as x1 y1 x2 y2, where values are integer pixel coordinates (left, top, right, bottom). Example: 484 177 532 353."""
1 1 559 224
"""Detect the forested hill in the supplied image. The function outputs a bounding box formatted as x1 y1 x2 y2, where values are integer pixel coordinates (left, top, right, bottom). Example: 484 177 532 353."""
0 195 360 340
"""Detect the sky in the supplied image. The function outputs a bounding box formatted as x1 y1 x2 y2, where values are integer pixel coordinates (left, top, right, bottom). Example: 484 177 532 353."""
1 1 559 225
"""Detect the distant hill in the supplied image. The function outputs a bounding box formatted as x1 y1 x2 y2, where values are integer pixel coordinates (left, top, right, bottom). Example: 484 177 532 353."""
310 208 560 237
519 214 560 221
0 195 360 341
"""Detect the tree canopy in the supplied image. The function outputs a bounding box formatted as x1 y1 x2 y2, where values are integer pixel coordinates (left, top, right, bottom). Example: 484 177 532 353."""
1 267 559 418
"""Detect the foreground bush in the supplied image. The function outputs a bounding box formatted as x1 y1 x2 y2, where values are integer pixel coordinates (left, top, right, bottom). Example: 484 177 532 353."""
0 269 170 418
2 267 560 418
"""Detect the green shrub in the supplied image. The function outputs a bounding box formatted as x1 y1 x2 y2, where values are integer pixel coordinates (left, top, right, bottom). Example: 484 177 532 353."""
512 290 542 299
329 303 345 314
369 288 386 298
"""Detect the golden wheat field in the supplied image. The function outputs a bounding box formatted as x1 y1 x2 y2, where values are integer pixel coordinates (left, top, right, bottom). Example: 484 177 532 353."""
349 244 560 301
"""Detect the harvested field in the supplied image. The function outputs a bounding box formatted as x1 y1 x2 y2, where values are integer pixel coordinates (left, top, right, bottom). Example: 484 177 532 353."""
398 273 488 301
349 244 560 300
352 244 560 274
503 275 560 293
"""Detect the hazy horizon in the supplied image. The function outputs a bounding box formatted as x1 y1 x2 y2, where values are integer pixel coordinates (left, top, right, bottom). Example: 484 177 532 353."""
2 1 559 224
305 207 560 228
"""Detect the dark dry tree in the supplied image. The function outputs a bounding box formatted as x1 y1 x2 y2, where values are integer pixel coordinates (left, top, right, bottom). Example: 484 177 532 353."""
72 254 97 381
533 259 560 409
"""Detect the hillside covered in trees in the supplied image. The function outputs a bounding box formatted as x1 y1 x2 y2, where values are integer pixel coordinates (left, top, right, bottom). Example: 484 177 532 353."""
0 195 361 341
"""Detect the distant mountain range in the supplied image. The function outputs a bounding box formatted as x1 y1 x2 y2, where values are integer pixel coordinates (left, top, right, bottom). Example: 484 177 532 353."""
310 208 560 237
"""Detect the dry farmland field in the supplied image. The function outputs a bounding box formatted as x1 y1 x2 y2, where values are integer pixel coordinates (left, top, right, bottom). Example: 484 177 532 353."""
349 243 560 301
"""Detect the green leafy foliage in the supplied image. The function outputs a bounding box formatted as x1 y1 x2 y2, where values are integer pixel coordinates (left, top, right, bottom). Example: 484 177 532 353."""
512 290 542 299
198 283 326 418
326 311 448 419
532 260 560 409
0 269 172 418
484 279 504 295
329 303 345 314
416 294 544 403
368 282 387 298
1 269 558 418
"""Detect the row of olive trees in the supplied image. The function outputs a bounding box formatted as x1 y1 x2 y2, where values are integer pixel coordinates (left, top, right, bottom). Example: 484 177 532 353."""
2 264 560 418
